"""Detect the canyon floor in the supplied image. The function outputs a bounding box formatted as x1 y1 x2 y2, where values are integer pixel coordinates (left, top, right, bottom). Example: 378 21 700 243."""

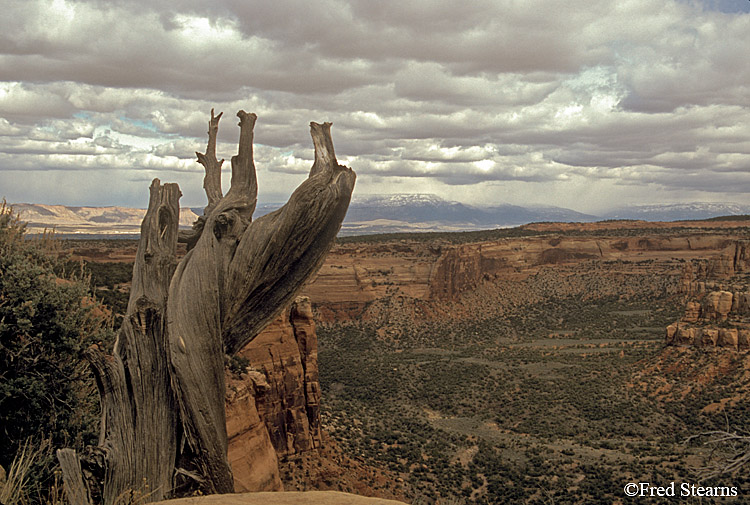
65 218 750 505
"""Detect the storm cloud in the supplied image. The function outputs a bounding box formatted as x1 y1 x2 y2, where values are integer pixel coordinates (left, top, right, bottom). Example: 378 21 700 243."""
1 0 748 212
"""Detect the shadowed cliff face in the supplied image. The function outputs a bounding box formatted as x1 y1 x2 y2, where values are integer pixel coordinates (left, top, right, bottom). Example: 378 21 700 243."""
226 296 322 492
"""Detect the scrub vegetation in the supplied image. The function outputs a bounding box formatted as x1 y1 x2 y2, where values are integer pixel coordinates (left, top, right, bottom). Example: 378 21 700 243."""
318 294 750 504
0 205 114 503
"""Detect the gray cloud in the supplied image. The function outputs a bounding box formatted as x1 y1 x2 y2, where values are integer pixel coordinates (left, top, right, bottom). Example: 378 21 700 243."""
0 0 748 213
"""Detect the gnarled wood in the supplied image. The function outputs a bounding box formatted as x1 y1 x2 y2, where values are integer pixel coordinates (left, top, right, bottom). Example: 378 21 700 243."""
56 449 90 505
167 115 354 490
223 124 354 354
79 180 180 503
58 112 355 503
196 108 224 213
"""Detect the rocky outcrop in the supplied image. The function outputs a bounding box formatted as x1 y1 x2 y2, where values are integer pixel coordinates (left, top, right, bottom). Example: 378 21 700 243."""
226 372 284 492
703 291 734 321
666 289 750 350
667 240 750 351
152 491 408 505
305 243 437 321
674 288 750 323
678 263 707 296
733 291 750 315
666 323 750 351
734 240 750 272
707 240 749 279
683 301 701 322
226 296 322 491
428 245 483 301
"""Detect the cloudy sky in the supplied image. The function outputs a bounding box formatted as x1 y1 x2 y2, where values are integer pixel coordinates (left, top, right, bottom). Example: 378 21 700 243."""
1 0 749 214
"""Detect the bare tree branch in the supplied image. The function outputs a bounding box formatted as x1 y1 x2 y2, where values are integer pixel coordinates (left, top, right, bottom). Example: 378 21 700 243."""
196 108 224 213
686 426 750 481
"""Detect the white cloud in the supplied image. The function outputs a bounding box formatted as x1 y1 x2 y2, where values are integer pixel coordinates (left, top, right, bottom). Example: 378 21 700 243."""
0 0 748 214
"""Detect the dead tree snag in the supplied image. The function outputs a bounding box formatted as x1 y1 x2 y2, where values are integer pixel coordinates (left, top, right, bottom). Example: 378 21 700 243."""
57 110 355 502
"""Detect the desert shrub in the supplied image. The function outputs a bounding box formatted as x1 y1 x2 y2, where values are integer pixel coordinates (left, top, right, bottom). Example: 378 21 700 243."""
0 203 114 502
78 260 133 289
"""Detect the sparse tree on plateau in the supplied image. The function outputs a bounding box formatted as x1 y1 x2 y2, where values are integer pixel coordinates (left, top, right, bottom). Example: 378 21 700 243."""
57 110 356 504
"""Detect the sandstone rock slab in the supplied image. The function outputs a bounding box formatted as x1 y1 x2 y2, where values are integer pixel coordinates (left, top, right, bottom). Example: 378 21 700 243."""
153 492 407 505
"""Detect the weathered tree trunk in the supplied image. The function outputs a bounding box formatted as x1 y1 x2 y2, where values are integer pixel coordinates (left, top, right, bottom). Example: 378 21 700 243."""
58 110 355 503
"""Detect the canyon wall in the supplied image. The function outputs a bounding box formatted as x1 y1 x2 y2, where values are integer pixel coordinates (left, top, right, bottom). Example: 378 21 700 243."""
221 233 749 494
63 223 750 492
226 296 322 492
666 240 750 351
305 232 746 323
67 222 748 324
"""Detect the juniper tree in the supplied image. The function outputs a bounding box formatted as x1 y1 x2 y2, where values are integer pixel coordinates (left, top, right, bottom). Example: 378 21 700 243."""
57 111 355 503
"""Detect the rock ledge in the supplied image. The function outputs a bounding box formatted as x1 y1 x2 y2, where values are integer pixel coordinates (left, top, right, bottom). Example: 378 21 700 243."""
153 491 407 505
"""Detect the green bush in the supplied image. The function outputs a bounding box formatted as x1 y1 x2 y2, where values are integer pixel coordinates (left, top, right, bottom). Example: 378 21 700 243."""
0 203 114 502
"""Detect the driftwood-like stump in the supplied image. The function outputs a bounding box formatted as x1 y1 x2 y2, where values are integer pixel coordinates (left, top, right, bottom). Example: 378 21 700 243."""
57 111 355 503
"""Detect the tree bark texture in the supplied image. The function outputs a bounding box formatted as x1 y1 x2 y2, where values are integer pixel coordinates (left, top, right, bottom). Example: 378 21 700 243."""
58 111 355 503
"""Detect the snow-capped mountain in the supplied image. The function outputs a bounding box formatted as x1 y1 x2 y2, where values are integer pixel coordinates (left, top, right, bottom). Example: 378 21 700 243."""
357 194 448 206
350 194 597 226
13 197 749 237
254 194 598 235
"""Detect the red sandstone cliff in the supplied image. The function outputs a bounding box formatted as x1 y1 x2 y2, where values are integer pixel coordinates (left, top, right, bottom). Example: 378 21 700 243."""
666 240 750 351
226 296 322 492
305 232 747 324
226 371 283 492
61 222 750 492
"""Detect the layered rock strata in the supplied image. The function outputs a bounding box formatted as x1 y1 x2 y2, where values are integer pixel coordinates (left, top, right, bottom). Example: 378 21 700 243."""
226 296 322 491
666 324 750 350
307 233 747 322
226 371 283 492
666 240 750 351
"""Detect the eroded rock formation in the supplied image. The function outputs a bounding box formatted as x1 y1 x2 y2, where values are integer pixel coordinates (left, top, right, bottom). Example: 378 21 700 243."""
666 323 750 350
666 240 750 351
226 371 283 492
226 296 322 490
306 231 749 323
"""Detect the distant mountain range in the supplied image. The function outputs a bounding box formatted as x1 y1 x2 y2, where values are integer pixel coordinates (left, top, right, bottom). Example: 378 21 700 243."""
12 203 200 236
255 195 750 235
326 194 599 234
12 196 750 237
603 202 750 222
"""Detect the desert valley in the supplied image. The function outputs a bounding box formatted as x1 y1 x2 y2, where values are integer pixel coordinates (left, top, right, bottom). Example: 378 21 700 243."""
4 1 750 503
56 216 750 504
